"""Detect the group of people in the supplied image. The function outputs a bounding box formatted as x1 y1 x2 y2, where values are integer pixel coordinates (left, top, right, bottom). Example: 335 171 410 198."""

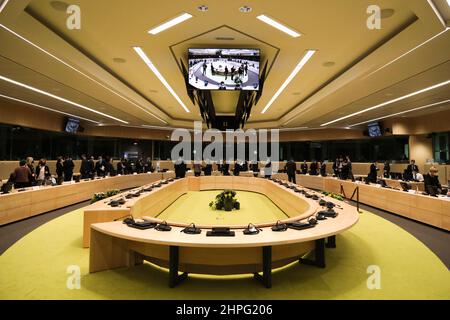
284 159 328 184
332 156 355 181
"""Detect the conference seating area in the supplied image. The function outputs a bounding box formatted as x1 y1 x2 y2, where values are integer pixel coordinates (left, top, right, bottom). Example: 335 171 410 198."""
0 0 449 305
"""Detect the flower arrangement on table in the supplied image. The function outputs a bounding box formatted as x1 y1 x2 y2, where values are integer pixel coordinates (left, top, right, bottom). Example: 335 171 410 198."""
209 190 240 211
91 189 121 204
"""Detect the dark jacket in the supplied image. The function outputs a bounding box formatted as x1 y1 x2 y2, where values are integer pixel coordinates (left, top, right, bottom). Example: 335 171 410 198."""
56 161 64 177
285 161 297 176
35 165 51 179
63 159 74 175
424 174 441 191
13 166 32 183
300 163 308 174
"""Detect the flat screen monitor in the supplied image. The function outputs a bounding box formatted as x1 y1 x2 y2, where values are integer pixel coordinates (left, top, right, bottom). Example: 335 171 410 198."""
367 122 382 137
188 48 260 91
65 118 80 133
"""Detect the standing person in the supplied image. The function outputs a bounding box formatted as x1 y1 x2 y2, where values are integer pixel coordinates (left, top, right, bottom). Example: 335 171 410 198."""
383 161 391 179
202 62 207 75
26 157 36 185
63 156 74 182
264 158 272 179
95 156 105 177
12 159 32 189
222 160 230 176
300 161 308 175
135 158 144 174
310 160 318 176
368 161 379 183
346 156 354 181
230 66 235 80
117 158 125 175
143 157 153 173
87 156 95 178
204 159 212 176
406 160 419 181
224 66 229 80
35 159 51 185
285 158 297 184
320 162 327 177
104 157 114 176
193 162 202 177
233 160 241 176
80 154 89 179
56 157 64 184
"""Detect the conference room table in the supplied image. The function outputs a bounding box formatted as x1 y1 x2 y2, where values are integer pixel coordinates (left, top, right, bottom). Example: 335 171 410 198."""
294 174 449 231
0 171 175 225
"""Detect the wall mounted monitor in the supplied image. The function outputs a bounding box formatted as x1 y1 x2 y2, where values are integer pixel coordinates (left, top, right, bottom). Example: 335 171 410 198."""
188 48 260 91
367 122 382 137
64 118 80 133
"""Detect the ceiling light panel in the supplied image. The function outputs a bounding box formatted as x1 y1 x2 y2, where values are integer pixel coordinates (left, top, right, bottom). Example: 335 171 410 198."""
134 47 190 113
261 50 316 114
321 80 450 126
0 94 100 124
0 74 129 124
148 13 193 35
256 15 301 38
0 0 10 13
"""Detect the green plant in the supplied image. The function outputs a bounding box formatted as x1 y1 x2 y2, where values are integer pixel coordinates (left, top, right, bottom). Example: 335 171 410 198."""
210 190 240 211
322 191 344 201
91 189 121 204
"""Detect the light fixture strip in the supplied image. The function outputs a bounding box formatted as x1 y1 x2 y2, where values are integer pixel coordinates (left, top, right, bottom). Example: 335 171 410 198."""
0 93 100 124
133 47 190 113
0 75 129 124
426 0 447 28
261 50 316 114
349 99 450 127
256 15 301 38
148 13 193 35
0 0 10 13
365 28 449 78
0 24 167 124
320 80 450 127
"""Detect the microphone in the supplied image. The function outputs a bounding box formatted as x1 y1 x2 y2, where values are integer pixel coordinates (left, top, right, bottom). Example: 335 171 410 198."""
114 214 133 222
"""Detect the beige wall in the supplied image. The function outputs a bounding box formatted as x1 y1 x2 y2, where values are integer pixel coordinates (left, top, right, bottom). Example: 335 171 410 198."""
409 135 433 172
385 109 450 135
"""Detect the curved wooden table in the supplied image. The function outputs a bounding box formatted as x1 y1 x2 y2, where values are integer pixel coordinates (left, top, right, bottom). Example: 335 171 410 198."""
89 177 359 288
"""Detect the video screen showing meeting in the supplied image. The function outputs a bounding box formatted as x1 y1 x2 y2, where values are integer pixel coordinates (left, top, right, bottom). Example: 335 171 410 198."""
64 118 80 133
188 48 260 91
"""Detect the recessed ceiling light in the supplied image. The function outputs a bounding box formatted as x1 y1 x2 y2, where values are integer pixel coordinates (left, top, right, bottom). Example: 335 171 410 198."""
239 6 252 13
321 80 450 126
215 37 235 41
0 24 167 124
0 0 10 13
292 92 301 96
256 15 301 38
261 50 316 114
197 5 208 12
49 0 69 12
149 89 158 93
349 99 450 127
323 61 335 67
148 13 193 35
0 93 100 124
380 8 395 19
113 57 126 63
134 47 190 113
0 74 129 124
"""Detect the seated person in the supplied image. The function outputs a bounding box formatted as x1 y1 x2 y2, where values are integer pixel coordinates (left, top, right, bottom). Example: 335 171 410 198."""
423 167 442 195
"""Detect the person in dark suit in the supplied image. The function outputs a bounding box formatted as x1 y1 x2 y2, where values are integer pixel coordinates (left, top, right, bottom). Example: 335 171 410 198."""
26 157 36 185
368 161 379 183
423 166 442 194
405 160 419 181
56 156 64 184
63 156 75 181
143 157 154 173
80 154 90 179
95 156 105 177
300 161 308 175
104 157 115 176
383 161 391 179
204 159 212 176
264 158 272 178
320 162 327 177
222 161 230 176
309 160 318 176
233 161 241 176
285 158 297 184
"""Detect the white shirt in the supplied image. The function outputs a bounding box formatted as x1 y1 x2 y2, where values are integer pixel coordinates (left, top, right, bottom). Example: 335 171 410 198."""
38 166 46 180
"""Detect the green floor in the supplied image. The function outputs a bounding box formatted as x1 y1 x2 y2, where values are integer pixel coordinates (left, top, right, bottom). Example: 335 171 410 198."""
0 207 449 299
156 190 289 225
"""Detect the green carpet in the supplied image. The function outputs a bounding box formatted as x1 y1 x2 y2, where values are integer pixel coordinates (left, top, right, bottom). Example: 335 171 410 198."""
156 190 289 225
0 207 449 300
